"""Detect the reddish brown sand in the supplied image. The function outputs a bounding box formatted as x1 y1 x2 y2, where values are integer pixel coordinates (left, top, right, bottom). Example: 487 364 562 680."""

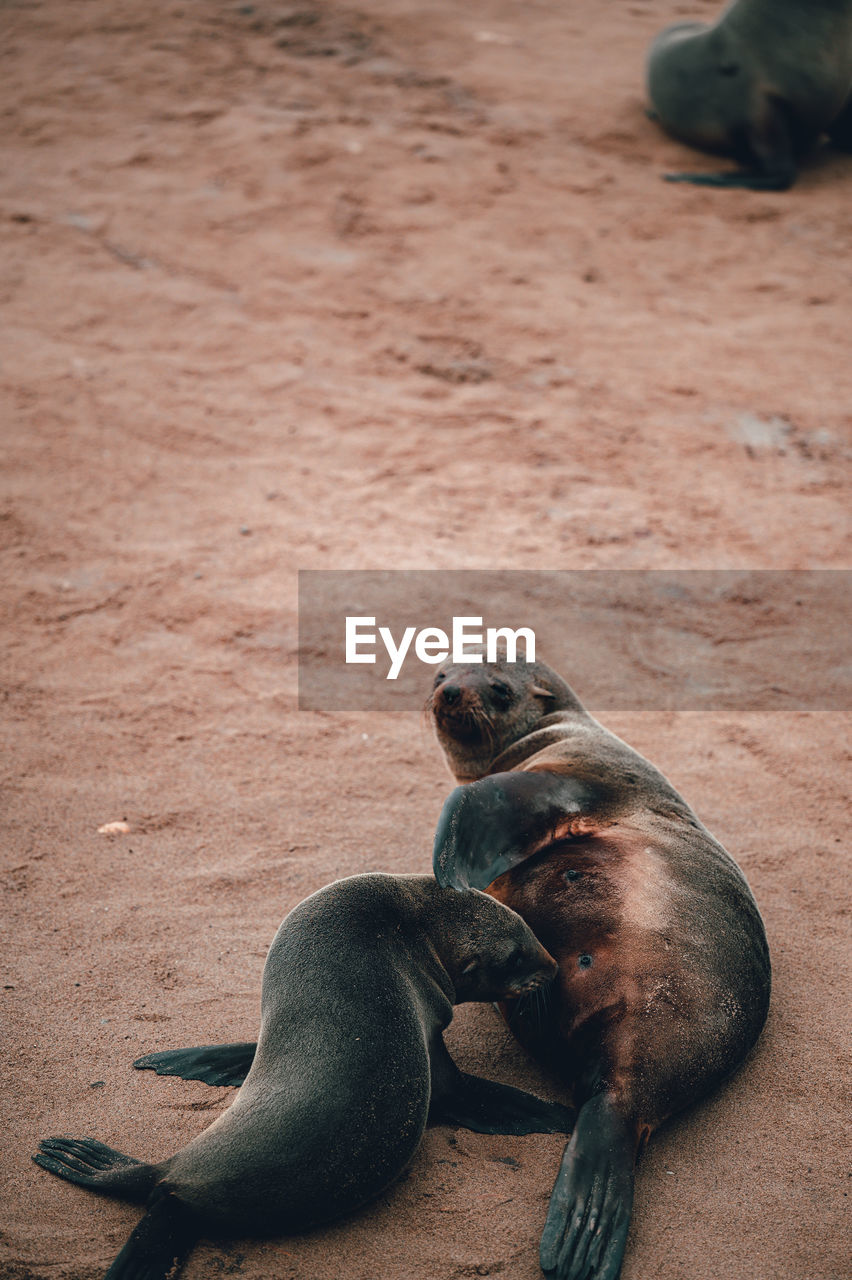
2 1 850 1278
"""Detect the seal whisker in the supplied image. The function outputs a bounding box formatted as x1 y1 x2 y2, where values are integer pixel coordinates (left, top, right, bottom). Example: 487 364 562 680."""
466 701 499 752
534 984 545 1033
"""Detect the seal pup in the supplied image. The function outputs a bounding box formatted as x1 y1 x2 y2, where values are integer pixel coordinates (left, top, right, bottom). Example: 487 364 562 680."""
429 657 771 1280
34 873 575 1280
646 0 852 188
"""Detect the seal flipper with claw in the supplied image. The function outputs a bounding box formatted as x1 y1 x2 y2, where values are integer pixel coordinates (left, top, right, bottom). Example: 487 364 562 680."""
33 1138 198 1280
539 1095 636 1280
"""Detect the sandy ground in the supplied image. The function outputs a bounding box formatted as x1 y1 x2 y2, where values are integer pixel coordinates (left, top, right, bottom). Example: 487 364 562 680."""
1 1 850 1277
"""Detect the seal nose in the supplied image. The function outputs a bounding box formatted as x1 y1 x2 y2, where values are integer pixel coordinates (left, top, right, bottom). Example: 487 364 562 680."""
441 683 461 706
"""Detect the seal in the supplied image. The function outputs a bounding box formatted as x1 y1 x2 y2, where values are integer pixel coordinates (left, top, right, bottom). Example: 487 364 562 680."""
428 656 771 1280
646 0 852 188
34 872 575 1280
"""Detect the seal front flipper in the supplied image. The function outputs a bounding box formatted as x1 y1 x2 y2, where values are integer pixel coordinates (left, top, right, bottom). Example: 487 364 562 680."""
539 1095 636 1280
430 1072 576 1135
664 95 797 191
433 770 601 891
133 1041 256 1086
664 166 795 189
663 163 795 190
428 1034 574 1135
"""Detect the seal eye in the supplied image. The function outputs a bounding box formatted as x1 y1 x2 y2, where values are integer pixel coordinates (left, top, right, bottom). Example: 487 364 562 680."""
491 680 512 703
564 869 583 883
578 953 593 969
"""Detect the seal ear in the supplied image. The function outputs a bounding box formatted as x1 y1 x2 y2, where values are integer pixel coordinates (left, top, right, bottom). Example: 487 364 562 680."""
433 770 600 891
530 684 556 700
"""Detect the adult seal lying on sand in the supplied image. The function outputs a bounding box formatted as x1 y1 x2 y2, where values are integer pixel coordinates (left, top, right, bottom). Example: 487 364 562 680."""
646 0 852 188
429 657 771 1280
35 873 575 1280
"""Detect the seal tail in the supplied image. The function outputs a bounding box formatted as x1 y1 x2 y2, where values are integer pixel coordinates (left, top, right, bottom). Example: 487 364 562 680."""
539 1094 636 1280
33 1136 157 1202
104 1186 199 1280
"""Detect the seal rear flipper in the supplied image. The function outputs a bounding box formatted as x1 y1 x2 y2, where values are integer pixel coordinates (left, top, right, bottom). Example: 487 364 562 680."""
104 1186 199 1280
539 1095 635 1280
133 1042 256 1087
33 1137 157 1203
430 1071 575 1135
433 771 601 891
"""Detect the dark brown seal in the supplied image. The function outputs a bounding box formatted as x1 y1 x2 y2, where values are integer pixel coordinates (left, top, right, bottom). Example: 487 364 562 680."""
429 656 771 1280
34 873 574 1280
646 0 852 188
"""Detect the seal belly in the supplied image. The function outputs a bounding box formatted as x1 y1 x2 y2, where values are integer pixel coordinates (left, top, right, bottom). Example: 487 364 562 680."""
488 828 769 1128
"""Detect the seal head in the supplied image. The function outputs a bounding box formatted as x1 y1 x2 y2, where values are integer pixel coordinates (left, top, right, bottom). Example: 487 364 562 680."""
429 651 585 782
